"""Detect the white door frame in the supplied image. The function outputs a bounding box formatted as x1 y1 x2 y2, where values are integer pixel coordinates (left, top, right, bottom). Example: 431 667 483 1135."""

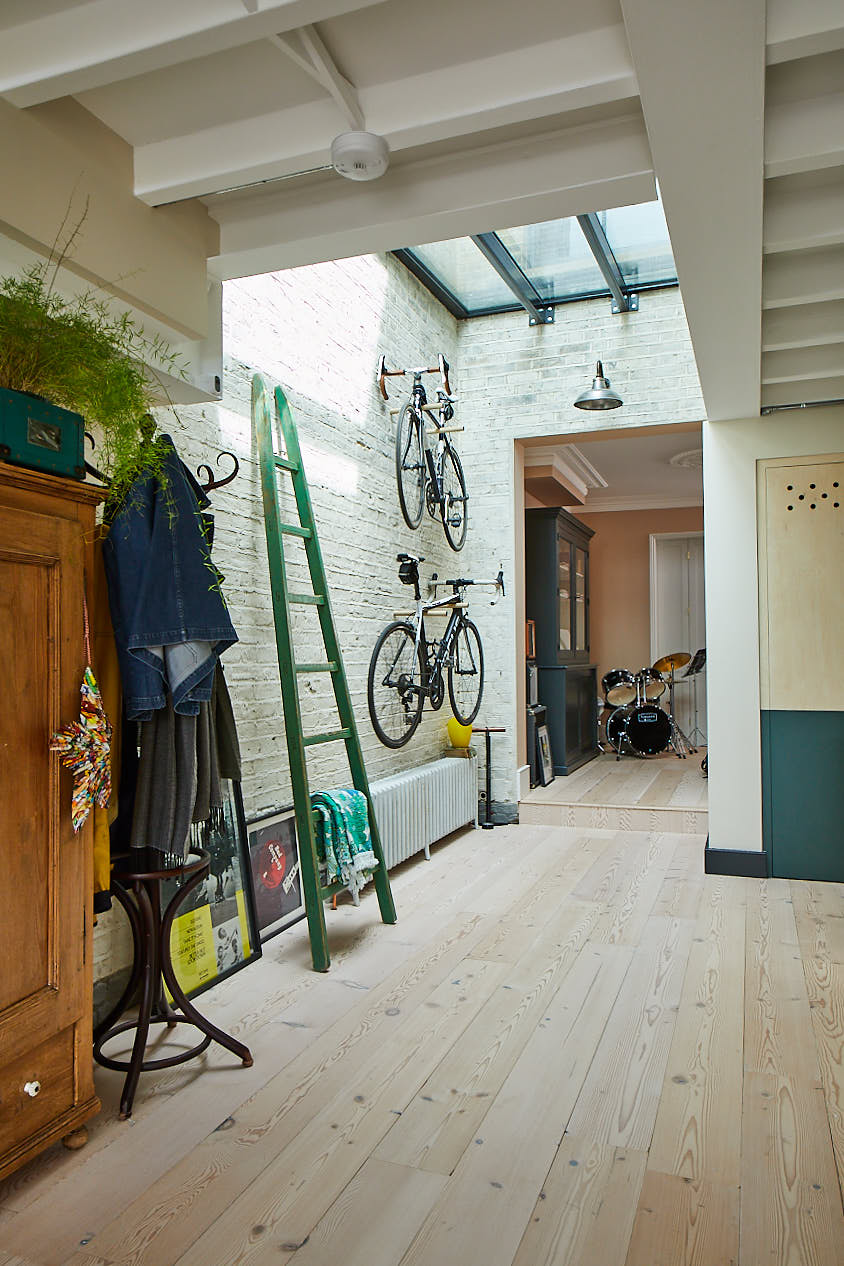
648 531 704 665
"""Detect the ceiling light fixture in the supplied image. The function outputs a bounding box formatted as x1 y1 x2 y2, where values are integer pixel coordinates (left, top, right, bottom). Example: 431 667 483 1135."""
573 361 623 411
330 131 390 181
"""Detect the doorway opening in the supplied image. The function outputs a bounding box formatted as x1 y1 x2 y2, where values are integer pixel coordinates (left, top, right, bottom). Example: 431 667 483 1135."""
518 421 707 831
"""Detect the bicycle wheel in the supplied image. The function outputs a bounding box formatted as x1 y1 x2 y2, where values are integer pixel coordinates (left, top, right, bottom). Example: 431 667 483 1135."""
440 445 468 551
448 618 484 725
395 402 425 529
368 621 424 747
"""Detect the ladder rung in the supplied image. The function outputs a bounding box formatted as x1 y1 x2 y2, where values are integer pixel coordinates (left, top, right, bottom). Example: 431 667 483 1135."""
289 593 325 605
319 879 346 900
296 662 338 674
274 456 299 472
279 523 312 538
303 728 351 747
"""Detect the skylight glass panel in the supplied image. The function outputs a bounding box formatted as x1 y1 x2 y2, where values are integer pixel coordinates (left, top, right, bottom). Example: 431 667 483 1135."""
497 220 607 300
600 199 676 287
410 238 516 310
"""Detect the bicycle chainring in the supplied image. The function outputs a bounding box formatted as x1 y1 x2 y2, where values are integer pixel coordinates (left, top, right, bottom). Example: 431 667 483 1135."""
429 670 445 710
425 480 439 519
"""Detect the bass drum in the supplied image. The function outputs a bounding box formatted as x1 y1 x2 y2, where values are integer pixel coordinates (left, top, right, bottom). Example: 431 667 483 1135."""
602 668 637 706
607 703 672 756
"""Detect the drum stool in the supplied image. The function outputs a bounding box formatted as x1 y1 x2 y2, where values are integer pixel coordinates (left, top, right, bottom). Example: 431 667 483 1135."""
94 847 253 1119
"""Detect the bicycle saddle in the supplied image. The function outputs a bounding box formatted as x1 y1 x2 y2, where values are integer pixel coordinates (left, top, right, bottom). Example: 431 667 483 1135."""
396 552 424 564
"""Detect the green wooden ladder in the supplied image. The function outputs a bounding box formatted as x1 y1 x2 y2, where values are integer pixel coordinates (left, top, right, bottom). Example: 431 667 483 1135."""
252 374 397 971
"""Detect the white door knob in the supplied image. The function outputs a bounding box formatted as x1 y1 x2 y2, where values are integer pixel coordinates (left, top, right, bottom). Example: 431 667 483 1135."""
23 1080 41 1097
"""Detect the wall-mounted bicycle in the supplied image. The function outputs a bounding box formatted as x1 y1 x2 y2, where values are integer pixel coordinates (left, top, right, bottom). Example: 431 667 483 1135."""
367 552 504 748
377 352 468 551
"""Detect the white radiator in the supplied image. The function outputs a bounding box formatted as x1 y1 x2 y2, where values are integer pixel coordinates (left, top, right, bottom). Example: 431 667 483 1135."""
370 756 478 870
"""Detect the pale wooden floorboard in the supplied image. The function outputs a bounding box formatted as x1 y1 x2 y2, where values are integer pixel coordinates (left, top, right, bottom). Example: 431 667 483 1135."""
2 822 843 1266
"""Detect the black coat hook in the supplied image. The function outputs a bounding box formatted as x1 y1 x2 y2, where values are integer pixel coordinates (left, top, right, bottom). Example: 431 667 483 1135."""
197 450 240 493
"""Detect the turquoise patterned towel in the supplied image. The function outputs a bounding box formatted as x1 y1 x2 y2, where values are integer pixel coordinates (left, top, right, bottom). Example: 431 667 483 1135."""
311 788 378 902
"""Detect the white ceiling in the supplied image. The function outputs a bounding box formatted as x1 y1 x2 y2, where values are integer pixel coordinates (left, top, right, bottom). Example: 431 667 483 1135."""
0 0 841 418
559 431 704 513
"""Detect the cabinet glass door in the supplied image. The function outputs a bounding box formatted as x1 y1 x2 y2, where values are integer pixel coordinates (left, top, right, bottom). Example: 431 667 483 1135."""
557 536 572 652
574 547 587 653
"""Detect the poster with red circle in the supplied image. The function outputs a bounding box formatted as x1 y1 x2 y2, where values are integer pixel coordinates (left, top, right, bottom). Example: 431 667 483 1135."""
246 808 304 940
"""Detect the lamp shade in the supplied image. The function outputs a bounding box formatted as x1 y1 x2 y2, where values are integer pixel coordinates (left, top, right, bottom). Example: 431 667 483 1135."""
573 361 623 410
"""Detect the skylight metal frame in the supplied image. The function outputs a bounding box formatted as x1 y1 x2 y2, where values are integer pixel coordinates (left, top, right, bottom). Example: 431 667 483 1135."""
576 212 638 314
470 232 554 325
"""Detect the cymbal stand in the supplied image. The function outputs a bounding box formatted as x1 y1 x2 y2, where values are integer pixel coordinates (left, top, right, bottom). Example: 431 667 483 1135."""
666 666 696 759
686 670 707 748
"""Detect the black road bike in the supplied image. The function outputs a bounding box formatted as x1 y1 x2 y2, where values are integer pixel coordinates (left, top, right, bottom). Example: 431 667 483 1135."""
378 352 468 551
367 553 504 748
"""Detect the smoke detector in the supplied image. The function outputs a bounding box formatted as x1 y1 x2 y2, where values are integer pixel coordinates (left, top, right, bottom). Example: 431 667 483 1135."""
330 131 390 181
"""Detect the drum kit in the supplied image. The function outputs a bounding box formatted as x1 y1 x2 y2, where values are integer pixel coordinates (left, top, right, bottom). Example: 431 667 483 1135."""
600 651 698 760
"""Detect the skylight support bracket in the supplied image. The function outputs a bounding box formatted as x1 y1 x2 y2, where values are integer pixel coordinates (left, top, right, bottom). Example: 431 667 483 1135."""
471 233 555 326
577 212 638 315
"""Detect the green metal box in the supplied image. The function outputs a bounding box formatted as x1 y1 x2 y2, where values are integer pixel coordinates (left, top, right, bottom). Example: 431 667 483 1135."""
0 389 85 480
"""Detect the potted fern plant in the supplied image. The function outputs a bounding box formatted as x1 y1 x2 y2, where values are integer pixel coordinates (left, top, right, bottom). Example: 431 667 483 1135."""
0 243 182 502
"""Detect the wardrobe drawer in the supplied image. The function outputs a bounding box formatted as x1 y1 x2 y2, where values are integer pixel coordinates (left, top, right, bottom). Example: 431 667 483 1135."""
0 1028 76 1155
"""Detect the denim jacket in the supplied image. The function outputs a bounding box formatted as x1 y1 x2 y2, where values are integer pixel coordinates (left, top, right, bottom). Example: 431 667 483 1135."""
103 436 238 720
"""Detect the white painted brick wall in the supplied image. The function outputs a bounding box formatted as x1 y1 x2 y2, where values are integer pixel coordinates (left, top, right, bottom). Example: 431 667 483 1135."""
455 289 705 806
93 264 704 985
94 252 462 983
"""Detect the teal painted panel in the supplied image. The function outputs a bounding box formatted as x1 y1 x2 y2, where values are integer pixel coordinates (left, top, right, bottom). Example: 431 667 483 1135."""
761 710 844 882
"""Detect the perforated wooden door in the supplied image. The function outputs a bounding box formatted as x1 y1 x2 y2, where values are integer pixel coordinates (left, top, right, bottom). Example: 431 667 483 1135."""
759 457 844 711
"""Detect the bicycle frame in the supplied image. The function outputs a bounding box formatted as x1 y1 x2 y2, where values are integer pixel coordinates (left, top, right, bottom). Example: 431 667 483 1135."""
406 374 456 513
407 587 471 699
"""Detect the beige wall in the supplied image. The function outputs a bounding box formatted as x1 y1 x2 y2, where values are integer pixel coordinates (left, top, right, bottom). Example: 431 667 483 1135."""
577 506 704 689
0 99 216 339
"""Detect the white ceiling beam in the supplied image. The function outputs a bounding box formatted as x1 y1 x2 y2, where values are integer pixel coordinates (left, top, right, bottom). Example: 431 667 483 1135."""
766 0 844 64
205 113 655 279
762 246 844 308
761 376 844 408
762 300 844 351
764 92 844 179
0 0 383 106
268 26 364 130
620 0 766 422
134 27 638 203
763 177 844 253
762 343 844 384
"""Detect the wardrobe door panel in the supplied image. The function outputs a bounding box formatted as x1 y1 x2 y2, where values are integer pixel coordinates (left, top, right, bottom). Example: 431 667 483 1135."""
0 505 86 1061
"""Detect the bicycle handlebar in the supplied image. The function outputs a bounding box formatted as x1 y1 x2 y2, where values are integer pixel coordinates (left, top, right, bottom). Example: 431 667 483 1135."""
377 352 451 400
430 566 506 598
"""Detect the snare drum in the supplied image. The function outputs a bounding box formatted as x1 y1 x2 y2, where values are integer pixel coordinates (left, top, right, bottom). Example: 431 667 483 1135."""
602 668 637 706
637 666 666 702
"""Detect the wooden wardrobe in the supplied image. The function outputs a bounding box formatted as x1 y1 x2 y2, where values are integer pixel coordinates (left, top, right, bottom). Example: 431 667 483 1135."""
0 464 101 1180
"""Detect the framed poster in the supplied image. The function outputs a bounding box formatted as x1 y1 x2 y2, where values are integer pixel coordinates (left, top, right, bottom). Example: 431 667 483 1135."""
246 806 306 941
536 723 555 786
163 779 262 1001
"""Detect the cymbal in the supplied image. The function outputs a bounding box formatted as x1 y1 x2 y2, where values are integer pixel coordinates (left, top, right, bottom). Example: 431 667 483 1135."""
653 651 691 673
